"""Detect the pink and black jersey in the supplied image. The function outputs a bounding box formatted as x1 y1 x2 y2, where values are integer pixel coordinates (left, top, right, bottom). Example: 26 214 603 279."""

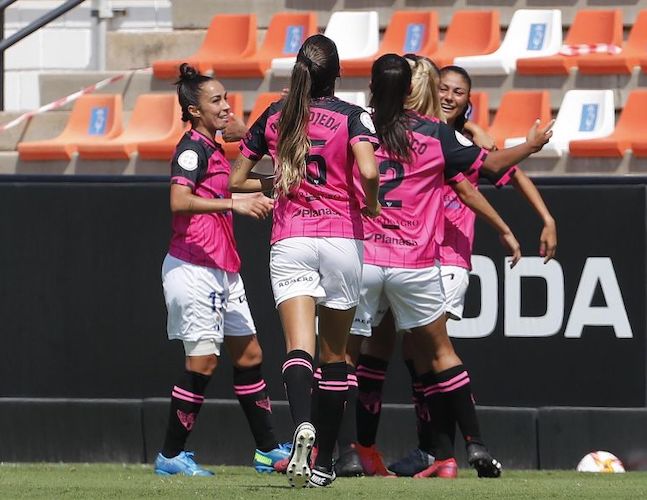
240 96 379 244
362 111 488 269
168 129 240 273
441 163 518 270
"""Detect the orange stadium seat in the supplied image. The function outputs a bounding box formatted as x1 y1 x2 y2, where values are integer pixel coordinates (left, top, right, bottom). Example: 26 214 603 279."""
18 94 123 161
516 9 623 75
426 10 500 69
577 10 647 75
631 139 647 158
211 12 317 78
223 92 282 160
341 10 439 77
488 91 551 149
215 93 244 159
76 94 182 160
137 116 188 161
152 14 257 79
569 90 647 158
468 91 489 130
247 92 283 127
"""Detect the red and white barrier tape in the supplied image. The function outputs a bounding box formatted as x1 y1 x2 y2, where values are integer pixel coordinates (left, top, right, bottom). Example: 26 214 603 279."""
0 69 149 134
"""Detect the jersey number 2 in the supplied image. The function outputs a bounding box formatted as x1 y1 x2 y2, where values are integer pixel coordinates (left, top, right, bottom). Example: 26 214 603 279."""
378 160 404 208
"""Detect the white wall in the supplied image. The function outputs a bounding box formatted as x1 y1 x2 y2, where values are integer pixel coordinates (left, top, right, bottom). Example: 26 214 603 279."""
4 1 172 111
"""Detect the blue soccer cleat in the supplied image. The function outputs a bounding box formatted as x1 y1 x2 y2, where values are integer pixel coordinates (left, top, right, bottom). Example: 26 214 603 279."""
154 451 214 476
254 442 292 473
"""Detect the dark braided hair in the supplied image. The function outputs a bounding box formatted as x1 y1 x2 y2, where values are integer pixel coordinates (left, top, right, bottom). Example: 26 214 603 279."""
175 63 213 123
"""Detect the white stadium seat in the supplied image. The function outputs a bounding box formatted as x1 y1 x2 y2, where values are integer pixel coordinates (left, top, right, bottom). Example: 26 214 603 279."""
504 89 615 157
335 91 367 109
271 11 379 77
454 9 562 75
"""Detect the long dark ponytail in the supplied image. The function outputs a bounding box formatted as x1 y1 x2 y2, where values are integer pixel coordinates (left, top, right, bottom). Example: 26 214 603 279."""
276 34 340 195
369 54 412 164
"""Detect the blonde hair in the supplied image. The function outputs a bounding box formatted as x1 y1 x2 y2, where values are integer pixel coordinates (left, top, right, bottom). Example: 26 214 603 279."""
404 57 444 120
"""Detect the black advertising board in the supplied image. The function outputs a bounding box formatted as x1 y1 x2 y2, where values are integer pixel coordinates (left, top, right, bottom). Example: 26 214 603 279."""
451 184 646 407
0 179 644 407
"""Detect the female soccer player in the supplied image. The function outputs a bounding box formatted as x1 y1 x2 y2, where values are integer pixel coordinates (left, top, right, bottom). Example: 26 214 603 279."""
388 64 558 478
155 63 290 477
335 54 522 478
349 54 554 480
357 60 556 476
228 34 381 488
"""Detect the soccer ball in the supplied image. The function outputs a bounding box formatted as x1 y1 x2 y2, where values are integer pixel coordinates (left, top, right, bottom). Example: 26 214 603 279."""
576 451 625 473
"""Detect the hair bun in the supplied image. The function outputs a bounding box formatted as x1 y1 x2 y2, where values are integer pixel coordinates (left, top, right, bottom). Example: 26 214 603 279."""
178 63 199 81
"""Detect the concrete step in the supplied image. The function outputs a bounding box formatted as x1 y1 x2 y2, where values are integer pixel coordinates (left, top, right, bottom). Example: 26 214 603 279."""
170 0 647 30
2 149 646 178
106 31 207 72
36 67 647 115
0 112 30 151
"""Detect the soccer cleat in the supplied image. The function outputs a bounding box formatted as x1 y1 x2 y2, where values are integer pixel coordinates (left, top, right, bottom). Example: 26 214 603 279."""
388 448 435 477
413 457 458 479
334 444 365 477
467 443 502 478
253 442 292 473
308 465 337 487
154 451 214 477
355 443 393 476
286 422 316 488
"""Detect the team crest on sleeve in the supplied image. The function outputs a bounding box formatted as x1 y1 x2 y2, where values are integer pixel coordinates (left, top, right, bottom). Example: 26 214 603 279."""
455 130 474 147
177 150 199 171
360 112 376 134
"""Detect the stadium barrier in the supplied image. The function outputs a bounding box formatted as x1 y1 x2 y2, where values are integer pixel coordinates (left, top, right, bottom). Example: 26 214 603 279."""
2 398 647 470
0 176 645 468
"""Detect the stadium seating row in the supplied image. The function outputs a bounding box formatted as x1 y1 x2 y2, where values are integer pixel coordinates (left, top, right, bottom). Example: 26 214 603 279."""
16 92 364 161
16 88 647 161
151 9 647 79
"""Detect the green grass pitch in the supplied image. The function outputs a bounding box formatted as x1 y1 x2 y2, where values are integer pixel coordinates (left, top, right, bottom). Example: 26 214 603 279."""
1 464 646 499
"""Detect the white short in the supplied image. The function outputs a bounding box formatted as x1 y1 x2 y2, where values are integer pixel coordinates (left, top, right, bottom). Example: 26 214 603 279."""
270 237 363 310
441 265 470 320
351 263 446 336
183 338 219 356
162 254 256 355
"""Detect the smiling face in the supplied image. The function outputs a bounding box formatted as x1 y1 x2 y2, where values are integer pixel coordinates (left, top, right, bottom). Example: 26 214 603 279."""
188 80 231 135
438 70 470 127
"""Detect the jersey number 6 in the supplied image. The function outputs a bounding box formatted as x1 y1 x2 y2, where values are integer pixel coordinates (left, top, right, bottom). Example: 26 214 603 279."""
306 154 327 186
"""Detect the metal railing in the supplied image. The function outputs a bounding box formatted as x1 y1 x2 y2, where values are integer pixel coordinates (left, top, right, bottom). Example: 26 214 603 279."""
0 0 87 110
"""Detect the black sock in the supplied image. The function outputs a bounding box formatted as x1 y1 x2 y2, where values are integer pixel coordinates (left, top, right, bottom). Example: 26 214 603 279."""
162 370 210 458
281 349 314 426
312 362 348 469
355 354 388 447
404 359 432 454
419 370 455 460
433 365 483 447
233 364 278 452
336 364 358 450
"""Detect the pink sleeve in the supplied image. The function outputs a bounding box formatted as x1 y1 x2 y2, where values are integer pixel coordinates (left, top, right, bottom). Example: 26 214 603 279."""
350 135 380 150
495 166 519 188
171 176 195 189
